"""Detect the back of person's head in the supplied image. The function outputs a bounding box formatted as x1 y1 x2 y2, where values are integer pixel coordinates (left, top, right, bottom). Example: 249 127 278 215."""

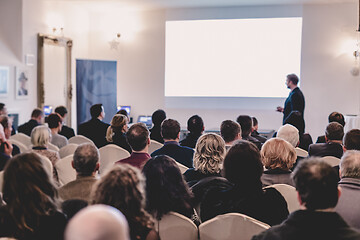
0 103 5 114
126 123 149 151
31 108 44 118
224 140 263 189
90 104 103 119
343 129 360 150
340 150 360 179
55 106 68 118
3 153 58 232
106 114 128 142
31 125 51 147
292 158 339 211
142 155 193 219
0 115 12 139
287 73 299 85
187 115 204 134
117 109 128 117
277 124 299 147
161 119 180 140
47 113 62 129
284 110 305 135
194 133 226 174
261 138 296 171
252 117 258 128
328 112 345 127
236 115 253 137
73 143 99 176
325 122 344 141
151 109 166 126
65 204 130 240
220 120 241 143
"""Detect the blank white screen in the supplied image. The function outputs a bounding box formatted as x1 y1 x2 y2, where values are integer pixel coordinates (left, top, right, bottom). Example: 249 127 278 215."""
165 18 302 98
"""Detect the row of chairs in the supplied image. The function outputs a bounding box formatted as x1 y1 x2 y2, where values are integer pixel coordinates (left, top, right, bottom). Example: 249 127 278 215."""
295 147 341 166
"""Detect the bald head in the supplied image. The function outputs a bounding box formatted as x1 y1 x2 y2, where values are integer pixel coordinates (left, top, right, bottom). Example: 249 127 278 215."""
65 205 130 240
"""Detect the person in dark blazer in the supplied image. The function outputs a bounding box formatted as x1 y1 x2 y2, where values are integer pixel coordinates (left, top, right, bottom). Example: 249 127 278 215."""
316 112 345 143
151 119 194 168
236 115 262 150
180 115 204 149
17 108 44 136
55 106 75 139
149 109 166 144
78 104 110 148
308 122 344 159
251 117 267 143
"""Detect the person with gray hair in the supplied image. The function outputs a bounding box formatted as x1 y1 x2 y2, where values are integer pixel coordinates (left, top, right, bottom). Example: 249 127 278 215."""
277 124 299 148
335 150 360 230
59 143 100 202
65 204 130 240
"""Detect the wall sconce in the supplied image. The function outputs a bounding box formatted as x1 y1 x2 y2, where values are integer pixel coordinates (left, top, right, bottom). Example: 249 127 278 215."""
109 33 121 50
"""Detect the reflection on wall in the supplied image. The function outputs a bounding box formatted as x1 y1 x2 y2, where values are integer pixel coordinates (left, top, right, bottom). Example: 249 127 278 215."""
76 59 117 126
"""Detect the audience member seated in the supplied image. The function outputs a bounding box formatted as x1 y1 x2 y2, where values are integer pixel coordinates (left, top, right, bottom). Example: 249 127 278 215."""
47 113 68 149
106 114 132 154
149 109 166 144
0 115 19 156
151 119 194 168
251 117 267 143
335 150 360 230
0 153 67 239
92 164 159 240
65 205 130 240
343 129 360 151
116 123 150 169
59 143 99 203
308 122 343 158
78 104 110 148
142 155 199 225
220 120 242 150
316 111 345 143
55 106 75 139
0 103 15 135
252 158 360 240
61 199 88 220
180 115 204 148
201 140 289 225
260 138 296 187
18 108 44 136
277 124 303 169
0 124 12 171
236 115 262 150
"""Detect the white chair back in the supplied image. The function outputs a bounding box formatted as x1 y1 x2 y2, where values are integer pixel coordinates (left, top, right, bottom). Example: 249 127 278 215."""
69 135 94 145
155 212 198 240
264 184 301 213
0 171 3 193
37 154 53 178
55 154 77 186
48 142 59 152
59 143 78 159
149 140 163 154
199 213 269 240
8 139 28 153
320 156 341 167
99 144 130 175
295 147 308 157
176 161 188 174
10 133 31 147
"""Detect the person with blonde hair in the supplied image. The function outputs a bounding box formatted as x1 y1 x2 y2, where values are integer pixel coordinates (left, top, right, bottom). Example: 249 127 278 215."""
260 138 297 187
106 114 131 154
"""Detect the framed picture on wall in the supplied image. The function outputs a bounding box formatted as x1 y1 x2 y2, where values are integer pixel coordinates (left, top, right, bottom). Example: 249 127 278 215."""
15 67 29 99
0 66 9 97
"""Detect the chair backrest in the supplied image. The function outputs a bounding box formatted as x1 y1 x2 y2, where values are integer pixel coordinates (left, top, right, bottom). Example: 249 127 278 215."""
0 171 3 193
320 156 341 167
176 161 188 174
10 133 31 147
59 143 78 159
55 154 77 186
149 140 163 154
37 154 53 178
155 212 198 240
48 142 59 152
8 139 28 153
69 135 94 145
99 144 130 175
264 184 301 213
295 147 308 158
199 213 269 240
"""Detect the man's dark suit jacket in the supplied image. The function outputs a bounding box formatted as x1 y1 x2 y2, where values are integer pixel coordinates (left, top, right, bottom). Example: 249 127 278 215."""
316 135 326 143
251 131 267 144
150 141 194 168
242 135 262 150
59 125 75 139
78 118 110 148
283 87 305 124
17 119 39 136
308 142 343 159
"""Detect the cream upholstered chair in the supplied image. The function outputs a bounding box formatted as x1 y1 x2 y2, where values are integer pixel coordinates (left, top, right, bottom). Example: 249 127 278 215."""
320 156 341 167
48 142 59 152
69 135 94 145
10 133 31 147
295 147 308 158
264 184 301 213
59 143 78 158
8 139 28 153
99 144 130 175
37 154 53 178
176 161 189 174
199 213 269 240
0 171 3 192
55 154 77 186
149 140 163 154
155 212 198 240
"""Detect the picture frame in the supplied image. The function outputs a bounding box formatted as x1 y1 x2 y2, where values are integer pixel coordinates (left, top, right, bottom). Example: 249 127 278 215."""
0 66 9 97
15 67 29 99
